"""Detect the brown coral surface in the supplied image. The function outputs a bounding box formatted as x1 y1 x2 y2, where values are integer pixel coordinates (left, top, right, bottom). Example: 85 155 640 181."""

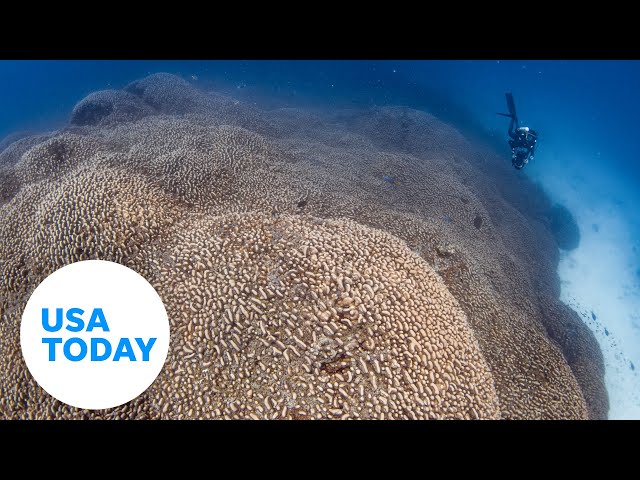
0 73 608 419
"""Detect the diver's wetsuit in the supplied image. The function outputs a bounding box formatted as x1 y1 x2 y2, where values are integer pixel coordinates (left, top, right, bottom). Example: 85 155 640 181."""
508 119 537 169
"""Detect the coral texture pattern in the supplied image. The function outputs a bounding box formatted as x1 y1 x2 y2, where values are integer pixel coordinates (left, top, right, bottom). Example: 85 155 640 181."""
0 74 607 419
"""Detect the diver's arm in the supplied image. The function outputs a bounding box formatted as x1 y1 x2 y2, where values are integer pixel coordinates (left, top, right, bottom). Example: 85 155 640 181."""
528 132 537 152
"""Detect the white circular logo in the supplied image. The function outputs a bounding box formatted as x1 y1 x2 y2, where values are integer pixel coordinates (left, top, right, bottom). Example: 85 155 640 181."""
20 260 170 410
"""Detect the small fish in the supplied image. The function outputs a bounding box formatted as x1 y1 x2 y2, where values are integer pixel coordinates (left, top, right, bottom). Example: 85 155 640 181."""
604 328 609 336
297 198 308 208
591 311 597 321
190 75 198 81
631 362 635 371
442 214 453 224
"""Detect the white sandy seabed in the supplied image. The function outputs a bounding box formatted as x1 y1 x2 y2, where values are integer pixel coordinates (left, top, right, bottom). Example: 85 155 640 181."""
529 158 640 419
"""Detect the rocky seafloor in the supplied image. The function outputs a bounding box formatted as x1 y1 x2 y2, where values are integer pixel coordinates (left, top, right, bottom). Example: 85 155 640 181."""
0 73 608 419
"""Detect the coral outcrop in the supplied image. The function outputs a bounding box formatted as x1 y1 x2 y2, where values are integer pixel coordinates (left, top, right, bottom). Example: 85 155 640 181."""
548 203 581 251
0 73 607 419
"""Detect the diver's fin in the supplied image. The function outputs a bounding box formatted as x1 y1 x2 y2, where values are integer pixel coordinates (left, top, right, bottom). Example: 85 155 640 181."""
505 92 517 119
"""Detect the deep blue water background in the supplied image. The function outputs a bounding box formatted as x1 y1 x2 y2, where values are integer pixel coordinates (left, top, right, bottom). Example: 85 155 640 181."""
2 60 640 416
2 60 640 184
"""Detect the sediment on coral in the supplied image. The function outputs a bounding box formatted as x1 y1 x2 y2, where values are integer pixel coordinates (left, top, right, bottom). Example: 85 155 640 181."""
0 72 607 419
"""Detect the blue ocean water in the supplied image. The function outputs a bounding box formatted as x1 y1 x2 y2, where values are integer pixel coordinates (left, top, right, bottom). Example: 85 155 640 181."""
1 59 639 418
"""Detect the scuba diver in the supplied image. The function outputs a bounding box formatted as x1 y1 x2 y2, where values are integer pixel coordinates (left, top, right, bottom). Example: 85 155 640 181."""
498 92 538 170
